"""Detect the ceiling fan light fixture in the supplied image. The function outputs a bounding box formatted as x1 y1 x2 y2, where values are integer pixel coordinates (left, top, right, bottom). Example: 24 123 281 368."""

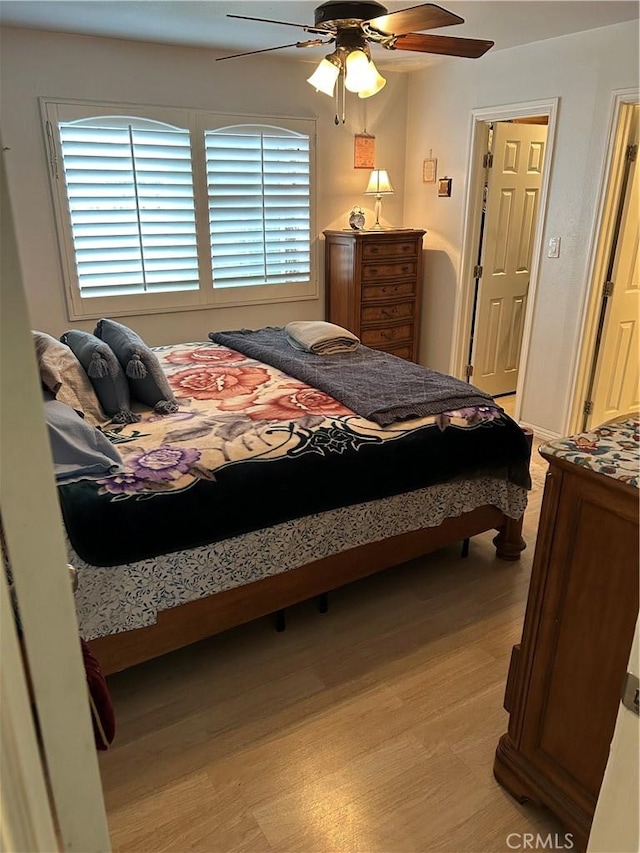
357 59 386 98
344 48 374 93
307 55 341 96
223 1 495 85
221 2 495 117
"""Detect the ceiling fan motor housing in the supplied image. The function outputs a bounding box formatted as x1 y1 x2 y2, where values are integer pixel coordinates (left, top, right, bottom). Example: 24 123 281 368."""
314 1 388 29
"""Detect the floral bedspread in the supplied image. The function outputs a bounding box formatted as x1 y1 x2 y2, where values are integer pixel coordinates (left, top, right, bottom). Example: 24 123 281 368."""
540 416 639 488
58 341 532 567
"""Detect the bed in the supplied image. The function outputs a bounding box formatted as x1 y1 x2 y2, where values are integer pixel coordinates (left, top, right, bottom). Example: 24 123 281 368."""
50 328 532 675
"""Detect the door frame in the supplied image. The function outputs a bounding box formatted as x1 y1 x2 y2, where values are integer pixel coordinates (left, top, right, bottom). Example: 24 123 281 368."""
1 151 111 851
451 98 559 425
567 88 639 435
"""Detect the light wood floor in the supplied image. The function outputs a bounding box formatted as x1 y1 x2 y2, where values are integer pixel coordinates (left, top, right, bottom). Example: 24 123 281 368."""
496 394 517 418
100 438 564 853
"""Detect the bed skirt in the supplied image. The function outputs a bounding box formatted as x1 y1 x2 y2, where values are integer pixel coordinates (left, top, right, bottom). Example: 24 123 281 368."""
72 476 527 641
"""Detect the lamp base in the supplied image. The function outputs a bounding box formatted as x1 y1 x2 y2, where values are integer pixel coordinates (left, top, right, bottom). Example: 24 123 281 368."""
363 194 393 229
373 197 382 229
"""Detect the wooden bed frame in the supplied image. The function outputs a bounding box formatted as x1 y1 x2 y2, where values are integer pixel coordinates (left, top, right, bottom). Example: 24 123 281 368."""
90 498 528 675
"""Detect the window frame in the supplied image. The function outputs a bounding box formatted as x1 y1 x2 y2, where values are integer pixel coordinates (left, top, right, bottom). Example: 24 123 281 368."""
41 99 318 321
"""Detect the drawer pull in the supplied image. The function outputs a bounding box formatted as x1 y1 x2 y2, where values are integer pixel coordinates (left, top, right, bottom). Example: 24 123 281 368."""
373 284 411 297
381 308 395 318
381 329 395 340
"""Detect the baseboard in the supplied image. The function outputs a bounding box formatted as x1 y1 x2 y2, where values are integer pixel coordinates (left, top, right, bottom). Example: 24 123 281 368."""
518 421 562 442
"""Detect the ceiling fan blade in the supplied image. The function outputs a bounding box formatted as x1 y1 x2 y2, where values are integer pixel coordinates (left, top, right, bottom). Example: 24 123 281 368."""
215 40 329 61
367 3 464 36
392 32 494 58
227 13 326 35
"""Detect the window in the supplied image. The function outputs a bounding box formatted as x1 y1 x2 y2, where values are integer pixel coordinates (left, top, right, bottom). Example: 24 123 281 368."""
206 126 311 289
43 101 316 319
57 117 199 300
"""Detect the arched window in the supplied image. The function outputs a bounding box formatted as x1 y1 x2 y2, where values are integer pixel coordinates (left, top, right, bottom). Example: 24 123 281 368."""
206 125 310 289
44 101 317 319
57 115 198 300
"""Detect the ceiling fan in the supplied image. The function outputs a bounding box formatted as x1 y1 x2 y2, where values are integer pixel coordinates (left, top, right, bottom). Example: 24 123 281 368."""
215 1 494 115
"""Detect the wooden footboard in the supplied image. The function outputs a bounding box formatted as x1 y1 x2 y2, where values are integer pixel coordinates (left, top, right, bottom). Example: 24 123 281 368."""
90 502 524 675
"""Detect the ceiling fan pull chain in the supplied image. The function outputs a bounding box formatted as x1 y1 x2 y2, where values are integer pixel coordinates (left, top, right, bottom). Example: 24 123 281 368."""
342 70 346 124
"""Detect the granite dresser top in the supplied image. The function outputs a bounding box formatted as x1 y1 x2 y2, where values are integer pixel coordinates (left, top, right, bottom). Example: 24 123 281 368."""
540 415 639 490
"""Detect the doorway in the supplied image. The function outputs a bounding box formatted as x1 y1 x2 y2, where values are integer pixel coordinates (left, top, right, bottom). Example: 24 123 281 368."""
452 99 558 425
570 96 639 433
469 117 549 400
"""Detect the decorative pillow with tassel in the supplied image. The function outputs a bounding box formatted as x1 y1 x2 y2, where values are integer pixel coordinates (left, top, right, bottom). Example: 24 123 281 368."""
32 330 107 426
60 330 140 424
94 319 179 415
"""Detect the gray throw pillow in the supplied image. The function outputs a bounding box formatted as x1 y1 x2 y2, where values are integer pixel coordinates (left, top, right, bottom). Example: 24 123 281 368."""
44 393 125 484
61 330 140 424
95 318 178 414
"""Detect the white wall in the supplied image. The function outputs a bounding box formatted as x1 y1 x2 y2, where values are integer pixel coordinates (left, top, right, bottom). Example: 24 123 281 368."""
0 27 408 345
588 618 639 853
403 21 638 435
3 23 638 435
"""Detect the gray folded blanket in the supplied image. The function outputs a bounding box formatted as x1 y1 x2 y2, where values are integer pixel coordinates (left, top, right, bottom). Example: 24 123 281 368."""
209 326 498 427
285 320 360 355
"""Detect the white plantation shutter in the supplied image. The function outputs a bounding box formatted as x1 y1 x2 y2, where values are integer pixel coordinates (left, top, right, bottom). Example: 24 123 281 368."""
44 101 316 317
57 117 199 298
206 126 310 288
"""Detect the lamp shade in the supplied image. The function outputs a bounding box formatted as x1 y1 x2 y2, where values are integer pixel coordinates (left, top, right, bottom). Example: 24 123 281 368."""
307 57 340 96
345 49 375 93
357 61 386 98
364 169 394 195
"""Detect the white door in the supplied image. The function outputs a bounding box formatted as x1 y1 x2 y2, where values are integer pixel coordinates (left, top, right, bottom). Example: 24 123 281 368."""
473 121 547 397
588 108 640 428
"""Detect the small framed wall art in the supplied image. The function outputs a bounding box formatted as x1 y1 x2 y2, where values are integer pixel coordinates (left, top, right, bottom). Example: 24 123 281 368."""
354 133 375 169
422 157 437 183
438 177 453 197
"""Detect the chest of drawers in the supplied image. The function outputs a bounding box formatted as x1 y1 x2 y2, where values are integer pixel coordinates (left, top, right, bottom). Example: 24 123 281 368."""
324 229 426 361
494 418 639 850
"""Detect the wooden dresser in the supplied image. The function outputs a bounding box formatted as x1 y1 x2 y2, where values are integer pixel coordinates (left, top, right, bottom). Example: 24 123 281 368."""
494 417 639 851
324 229 425 362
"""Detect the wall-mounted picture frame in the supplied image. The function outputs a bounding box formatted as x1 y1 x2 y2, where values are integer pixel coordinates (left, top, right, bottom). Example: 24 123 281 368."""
422 158 437 183
354 133 375 169
438 177 453 197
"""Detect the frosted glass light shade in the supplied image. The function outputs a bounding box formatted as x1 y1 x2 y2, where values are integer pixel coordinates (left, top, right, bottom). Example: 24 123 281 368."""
345 50 374 93
357 61 386 98
364 169 394 195
307 57 340 96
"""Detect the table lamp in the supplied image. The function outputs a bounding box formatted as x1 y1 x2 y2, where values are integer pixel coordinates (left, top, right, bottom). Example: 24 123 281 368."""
364 169 394 230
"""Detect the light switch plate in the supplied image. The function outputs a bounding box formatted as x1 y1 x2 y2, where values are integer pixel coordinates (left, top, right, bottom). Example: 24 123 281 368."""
622 671 639 716
547 236 561 258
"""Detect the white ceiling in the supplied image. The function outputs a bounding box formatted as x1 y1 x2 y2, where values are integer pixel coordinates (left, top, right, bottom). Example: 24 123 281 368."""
1 1 638 70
